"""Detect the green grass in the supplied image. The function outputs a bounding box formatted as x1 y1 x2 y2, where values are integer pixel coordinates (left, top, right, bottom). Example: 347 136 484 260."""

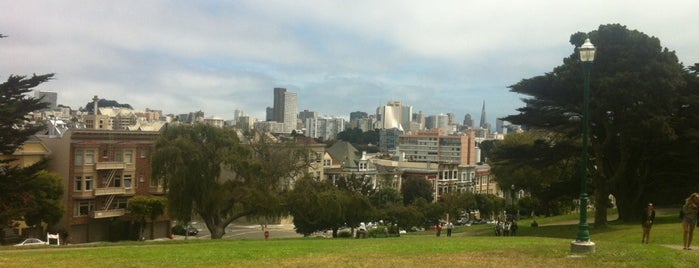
2 212 698 267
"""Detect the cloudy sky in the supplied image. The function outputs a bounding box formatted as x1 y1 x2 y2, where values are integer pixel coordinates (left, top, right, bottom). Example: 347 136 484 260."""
2 1 699 126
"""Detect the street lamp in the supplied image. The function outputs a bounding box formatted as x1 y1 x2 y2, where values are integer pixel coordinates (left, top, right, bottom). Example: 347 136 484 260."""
571 38 596 254
510 184 515 206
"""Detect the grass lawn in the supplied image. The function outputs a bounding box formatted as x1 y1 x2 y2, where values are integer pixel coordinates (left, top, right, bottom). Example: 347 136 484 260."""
2 212 698 267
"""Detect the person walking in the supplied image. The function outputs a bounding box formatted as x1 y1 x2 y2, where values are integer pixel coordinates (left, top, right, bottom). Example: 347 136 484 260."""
641 202 655 244
682 193 699 250
446 221 454 237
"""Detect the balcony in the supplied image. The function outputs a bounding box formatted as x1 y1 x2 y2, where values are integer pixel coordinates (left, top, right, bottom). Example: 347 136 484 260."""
150 185 165 194
95 162 125 170
72 190 94 199
94 187 126 196
90 208 126 219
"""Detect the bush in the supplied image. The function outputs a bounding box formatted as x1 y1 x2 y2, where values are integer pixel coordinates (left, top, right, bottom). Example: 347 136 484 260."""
368 226 388 238
337 231 353 238
387 224 400 235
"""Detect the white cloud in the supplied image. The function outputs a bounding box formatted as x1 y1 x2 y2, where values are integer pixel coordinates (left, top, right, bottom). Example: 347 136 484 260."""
2 0 699 123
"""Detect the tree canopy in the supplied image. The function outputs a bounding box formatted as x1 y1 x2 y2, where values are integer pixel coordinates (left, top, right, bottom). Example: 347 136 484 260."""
503 24 699 224
1 74 64 228
152 125 313 239
401 176 434 205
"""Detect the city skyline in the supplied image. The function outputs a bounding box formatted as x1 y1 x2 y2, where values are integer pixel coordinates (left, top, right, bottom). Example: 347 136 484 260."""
3 1 699 127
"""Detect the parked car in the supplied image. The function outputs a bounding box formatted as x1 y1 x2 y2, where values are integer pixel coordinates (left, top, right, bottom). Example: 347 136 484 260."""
14 238 47 246
172 225 198 236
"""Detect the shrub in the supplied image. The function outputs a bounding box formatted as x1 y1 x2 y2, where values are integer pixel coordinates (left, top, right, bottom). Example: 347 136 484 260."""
337 231 353 238
368 226 388 238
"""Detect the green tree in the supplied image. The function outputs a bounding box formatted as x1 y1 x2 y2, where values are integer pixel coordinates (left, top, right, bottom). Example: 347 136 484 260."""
439 191 476 221
126 196 167 240
335 173 375 197
401 176 434 205
505 24 698 225
369 188 403 209
489 131 579 216
286 178 341 236
1 74 60 226
152 125 311 239
475 194 505 220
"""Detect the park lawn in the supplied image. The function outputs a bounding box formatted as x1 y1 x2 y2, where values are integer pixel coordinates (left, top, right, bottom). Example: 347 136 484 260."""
1 213 698 268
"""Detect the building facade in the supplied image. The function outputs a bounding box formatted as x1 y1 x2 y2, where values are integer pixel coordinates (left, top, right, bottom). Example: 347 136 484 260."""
39 130 169 243
398 129 477 166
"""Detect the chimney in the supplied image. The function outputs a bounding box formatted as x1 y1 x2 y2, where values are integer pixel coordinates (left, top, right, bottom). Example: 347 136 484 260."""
92 95 99 115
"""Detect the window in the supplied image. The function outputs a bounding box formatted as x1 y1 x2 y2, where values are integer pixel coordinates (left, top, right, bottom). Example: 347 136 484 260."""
124 150 133 163
124 175 132 188
115 199 128 209
114 149 123 162
85 150 95 164
114 176 122 187
74 201 94 217
323 159 331 167
75 176 82 191
75 150 83 165
85 176 93 190
150 176 160 187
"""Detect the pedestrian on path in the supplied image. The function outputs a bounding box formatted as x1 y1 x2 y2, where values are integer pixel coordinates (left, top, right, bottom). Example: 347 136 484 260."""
682 193 699 250
641 202 655 244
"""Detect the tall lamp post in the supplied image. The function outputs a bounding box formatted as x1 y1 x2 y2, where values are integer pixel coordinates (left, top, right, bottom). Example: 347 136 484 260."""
571 38 596 254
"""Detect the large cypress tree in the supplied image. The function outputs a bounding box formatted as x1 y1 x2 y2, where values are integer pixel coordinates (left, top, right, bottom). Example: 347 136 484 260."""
0 74 58 226
504 24 699 225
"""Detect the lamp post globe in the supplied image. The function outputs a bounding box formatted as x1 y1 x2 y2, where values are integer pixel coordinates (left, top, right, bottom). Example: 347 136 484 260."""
571 38 596 254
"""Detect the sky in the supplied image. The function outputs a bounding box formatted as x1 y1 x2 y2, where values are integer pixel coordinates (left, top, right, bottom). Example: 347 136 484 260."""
2 1 699 126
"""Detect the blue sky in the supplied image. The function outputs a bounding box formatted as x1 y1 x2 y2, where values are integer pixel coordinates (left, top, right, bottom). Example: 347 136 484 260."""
2 1 699 127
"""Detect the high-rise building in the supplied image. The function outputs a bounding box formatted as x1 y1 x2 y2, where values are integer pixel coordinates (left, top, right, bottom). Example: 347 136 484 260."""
479 100 487 129
426 114 449 131
463 114 474 129
376 101 412 131
350 111 368 121
35 90 58 110
305 116 345 141
272 87 298 133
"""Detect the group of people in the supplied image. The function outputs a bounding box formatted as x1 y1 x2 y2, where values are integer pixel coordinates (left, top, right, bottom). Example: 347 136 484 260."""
494 220 518 236
642 192 699 250
434 221 455 237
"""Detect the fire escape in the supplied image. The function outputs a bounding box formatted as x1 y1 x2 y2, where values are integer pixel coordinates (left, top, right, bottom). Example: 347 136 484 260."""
90 144 129 219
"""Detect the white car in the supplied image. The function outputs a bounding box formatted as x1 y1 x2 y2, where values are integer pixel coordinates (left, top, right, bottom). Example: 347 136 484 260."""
14 238 47 246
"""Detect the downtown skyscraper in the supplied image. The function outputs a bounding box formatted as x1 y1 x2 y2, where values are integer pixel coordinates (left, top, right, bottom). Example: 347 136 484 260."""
272 87 298 133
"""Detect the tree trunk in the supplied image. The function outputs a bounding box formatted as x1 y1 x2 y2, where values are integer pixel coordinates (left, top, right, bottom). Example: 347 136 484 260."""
210 224 226 239
593 175 608 228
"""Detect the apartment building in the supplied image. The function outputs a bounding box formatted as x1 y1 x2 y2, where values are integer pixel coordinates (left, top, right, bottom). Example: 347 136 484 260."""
39 129 169 243
398 128 477 166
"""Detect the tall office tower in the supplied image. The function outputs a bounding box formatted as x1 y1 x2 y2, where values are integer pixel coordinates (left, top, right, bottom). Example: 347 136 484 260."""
479 101 487 129
265 107 274 121
272 87 298 133
234 109 244 122
273 87 286 122
283 92 298 133
306 116 345 141
299 110 318 122
463 114 474 128
350 111 368 121
446 113 456 125
376 101 412 131
35 90 58 110
426 114 449 131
